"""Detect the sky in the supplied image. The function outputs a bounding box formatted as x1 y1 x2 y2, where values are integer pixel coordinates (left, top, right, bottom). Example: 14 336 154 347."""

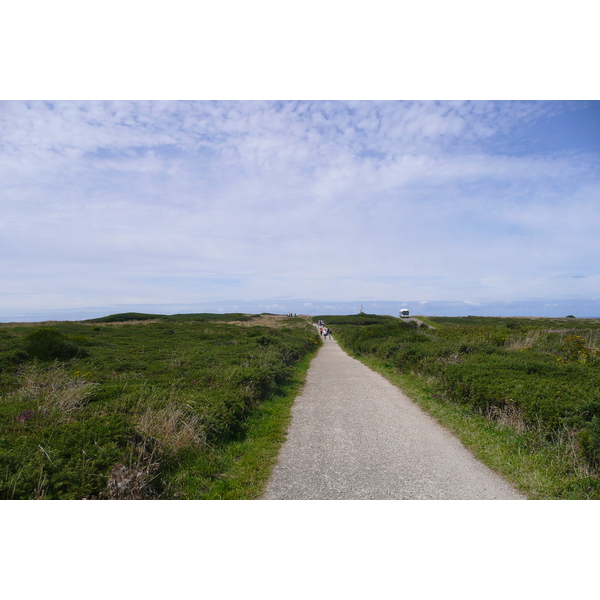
1 99 599 320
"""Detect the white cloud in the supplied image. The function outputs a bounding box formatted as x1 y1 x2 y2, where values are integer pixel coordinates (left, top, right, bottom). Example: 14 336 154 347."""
1 100 598 317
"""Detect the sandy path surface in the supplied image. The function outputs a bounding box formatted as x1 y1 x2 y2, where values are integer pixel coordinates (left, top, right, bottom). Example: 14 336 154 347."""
263 337 525 500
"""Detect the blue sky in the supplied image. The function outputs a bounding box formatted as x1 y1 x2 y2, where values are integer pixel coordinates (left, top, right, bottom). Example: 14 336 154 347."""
1 99 599 320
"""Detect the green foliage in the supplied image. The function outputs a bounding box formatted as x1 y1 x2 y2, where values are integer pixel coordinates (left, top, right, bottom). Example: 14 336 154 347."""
567 401 600 467
165 313 255 323
0 413 139 499
0 315 320 499
558 334 600 363
21 327 89 361
430 315 600 331
85 312 255 324
85 312 165 323
440 354 596 428
0 347 29 367
313 313 398 327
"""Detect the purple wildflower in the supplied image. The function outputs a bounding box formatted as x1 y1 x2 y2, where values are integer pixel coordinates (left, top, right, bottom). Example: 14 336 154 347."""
18 410 37 423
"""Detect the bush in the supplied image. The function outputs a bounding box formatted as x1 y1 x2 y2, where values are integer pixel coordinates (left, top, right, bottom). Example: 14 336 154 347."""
578 418 600 467
22 328 89 361
568 401 600 467
0 413 139 499
0 347 29 366
440 354 595 428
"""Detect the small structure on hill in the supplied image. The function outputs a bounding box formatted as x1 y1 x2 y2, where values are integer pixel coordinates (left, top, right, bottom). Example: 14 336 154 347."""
399 308 410 318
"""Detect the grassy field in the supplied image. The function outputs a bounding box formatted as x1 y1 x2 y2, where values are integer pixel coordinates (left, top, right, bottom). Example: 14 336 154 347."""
0 313 320 499
315 313 600 499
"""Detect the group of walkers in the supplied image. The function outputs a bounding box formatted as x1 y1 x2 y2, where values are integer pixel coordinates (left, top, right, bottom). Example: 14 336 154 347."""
317 319 333 340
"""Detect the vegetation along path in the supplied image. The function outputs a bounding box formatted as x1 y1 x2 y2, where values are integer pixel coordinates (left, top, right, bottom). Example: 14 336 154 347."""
263 335 525 500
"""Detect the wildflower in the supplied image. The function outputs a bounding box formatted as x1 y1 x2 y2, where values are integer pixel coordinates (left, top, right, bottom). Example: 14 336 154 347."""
18 410 36 423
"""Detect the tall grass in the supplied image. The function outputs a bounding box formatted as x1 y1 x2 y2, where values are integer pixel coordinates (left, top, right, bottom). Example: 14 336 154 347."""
9 362 97 416
135 402 210 453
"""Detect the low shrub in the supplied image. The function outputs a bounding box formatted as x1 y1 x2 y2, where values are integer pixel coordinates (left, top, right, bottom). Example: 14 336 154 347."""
22 327 89 361
440 355 592 428
0 413 139 499
567 401 600 467
0 315 320 499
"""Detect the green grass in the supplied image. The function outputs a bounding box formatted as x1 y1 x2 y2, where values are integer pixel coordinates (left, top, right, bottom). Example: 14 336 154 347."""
320 313 600 499
413 315 438 328
176 352 314 499
0 314 321 499
85 312 166 323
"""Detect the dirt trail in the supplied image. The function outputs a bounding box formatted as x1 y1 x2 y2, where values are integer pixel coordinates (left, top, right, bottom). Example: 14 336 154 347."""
263 337 525 500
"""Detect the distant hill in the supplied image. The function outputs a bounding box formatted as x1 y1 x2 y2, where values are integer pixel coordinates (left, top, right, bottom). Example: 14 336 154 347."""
84 312 256 323
85 312 165 323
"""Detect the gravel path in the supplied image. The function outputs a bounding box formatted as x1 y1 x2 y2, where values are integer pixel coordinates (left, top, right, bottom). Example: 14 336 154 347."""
263 336 525 500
